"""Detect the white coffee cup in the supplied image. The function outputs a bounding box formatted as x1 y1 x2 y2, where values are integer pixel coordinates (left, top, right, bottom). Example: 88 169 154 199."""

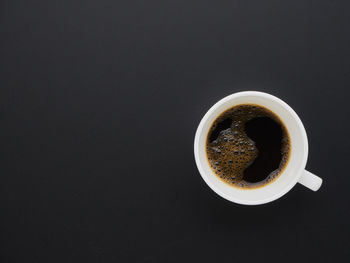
194 91 322 205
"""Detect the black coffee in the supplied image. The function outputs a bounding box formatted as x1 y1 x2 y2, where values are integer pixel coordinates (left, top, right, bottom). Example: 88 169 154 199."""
206 104 290 189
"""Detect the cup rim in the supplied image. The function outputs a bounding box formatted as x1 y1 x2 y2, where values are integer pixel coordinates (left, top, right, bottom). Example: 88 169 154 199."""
194 91 308 205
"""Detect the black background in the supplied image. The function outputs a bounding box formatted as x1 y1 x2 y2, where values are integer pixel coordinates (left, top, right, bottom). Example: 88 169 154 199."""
1 0 350 262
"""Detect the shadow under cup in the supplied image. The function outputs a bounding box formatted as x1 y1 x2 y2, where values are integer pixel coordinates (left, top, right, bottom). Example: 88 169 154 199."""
194 92 308 205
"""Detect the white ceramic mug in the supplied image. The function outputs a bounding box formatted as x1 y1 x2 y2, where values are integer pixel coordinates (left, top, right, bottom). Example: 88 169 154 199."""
194 91 322 205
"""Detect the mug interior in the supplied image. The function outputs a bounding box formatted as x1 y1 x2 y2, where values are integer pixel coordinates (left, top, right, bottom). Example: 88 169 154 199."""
194 91 308 205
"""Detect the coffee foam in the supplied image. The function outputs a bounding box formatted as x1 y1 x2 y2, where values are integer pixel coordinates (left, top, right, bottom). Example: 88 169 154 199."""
206 104 291 189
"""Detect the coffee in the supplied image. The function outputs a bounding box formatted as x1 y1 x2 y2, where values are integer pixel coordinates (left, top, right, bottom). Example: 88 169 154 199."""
206 104 291 189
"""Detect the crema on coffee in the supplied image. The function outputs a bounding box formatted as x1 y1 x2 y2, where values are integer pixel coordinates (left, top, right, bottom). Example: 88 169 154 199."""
206 104 291 189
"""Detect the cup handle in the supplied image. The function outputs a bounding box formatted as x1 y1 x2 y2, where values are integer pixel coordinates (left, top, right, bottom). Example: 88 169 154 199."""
298 170 323 191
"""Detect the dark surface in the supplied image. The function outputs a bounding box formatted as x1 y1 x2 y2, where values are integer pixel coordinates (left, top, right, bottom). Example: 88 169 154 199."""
1 0 350 262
